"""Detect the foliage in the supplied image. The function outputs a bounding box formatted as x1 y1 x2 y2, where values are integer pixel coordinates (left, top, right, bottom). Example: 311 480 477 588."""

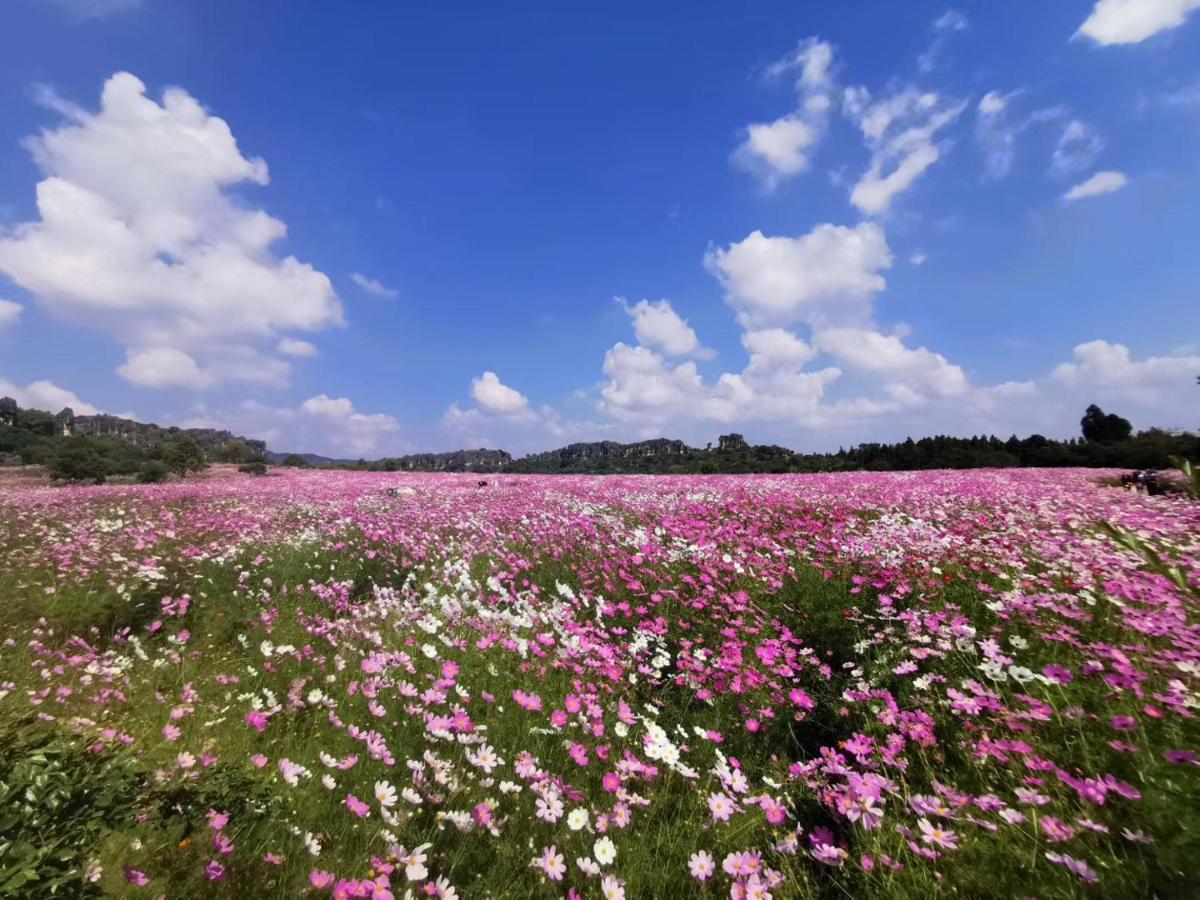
0 715 143 896
280 454 311 467
238 460 268 476
137 460 171 483
1081 403 1133 443
1169 454 1199 500
160 439 208 477
46 438 108 484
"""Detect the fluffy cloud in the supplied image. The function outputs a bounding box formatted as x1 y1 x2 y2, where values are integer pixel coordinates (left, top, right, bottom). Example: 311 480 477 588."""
1076 0 1200 45
0 376 100 415
618 298 713 358
277 337 318 358
199 394 401 457
1063 170 1128 201
814 327 968 397
470 371 531 415
1050 120 1105 177
843 86 966 215
704 223 892 328
733 38 835 189
117 347 213 389
0 300 21 330
350 272 399 299
0 73 342 390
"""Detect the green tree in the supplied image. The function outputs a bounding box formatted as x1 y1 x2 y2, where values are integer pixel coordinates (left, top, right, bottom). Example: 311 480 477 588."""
281 454 311 468
161 439 207 477
1080 404 1133 442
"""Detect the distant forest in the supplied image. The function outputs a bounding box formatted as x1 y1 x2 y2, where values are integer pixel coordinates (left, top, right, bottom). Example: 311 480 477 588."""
3 394 1197 483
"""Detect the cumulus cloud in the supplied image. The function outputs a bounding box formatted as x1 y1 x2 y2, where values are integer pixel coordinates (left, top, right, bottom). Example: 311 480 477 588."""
704 222 892 328
117 347 214 389
1050 120 1105 177
469 371 531 415
1076 0 1200 45
277 337 318 358
843 86 966 215
0 72 342 390
814 327 968 397
733 38 835 189
350 272 399 299
1063 170 1128 201
200 394 401 457
618 298 713 358
0 300 21 331
0 376 100 414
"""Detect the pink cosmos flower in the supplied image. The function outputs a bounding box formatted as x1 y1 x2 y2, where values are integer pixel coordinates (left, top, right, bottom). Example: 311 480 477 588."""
244 710 269 731
688 850 714 882
123 866 149 886
346 793 370 818
310 869 336 889
918 818 959 850
205 860 225 881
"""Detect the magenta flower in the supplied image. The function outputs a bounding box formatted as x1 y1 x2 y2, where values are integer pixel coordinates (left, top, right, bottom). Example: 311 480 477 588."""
345 793 370 818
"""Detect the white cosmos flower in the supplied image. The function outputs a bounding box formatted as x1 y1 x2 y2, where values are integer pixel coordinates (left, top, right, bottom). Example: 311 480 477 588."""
567 808 589 831
375 780 398 808
594 836 617 866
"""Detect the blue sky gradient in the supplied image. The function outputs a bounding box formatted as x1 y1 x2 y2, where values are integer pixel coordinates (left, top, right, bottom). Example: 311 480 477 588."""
1 0 1198 456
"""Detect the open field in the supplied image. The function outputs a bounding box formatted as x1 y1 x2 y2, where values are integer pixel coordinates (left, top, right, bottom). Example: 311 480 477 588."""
0 467 1197 898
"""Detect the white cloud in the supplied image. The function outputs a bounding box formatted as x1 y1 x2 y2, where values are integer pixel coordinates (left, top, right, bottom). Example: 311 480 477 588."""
0 300 21 330
117 346 214 389
734 38 835 189
470 371 530 415
1050 120 1105 176
350 272 399 299
277 337 318 358
1076 0 1200 45
207 394 400 457
44 0 142 21
814 327 969 397
0 72 341 390
618 298 713 358
909 251 928 266
0 376 100 414
844 86 966 215
918 10 969 73
704 222 892 328
1063 170 1128 201
975 89 1020 179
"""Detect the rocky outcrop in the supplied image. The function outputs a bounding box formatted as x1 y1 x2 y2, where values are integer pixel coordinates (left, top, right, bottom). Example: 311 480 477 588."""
513 438 692 470
384 449 512 472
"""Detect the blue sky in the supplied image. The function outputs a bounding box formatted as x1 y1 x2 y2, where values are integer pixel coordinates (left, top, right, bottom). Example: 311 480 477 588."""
1 0 1198 456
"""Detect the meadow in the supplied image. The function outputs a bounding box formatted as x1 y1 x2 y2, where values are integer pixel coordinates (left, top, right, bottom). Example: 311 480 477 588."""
0 466 1196 899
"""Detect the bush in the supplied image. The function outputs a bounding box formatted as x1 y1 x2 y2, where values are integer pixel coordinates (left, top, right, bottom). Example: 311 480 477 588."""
280 454 310 468
47 439 107 484
136 460 170 483
238 460 268 476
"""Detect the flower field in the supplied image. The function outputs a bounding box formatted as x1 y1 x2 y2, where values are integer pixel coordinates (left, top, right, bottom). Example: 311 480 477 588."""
0 467 1197 898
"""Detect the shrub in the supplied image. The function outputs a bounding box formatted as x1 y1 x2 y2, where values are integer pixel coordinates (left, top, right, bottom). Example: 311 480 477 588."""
136 460 170 483
47 439 107 484
238 460 268 476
